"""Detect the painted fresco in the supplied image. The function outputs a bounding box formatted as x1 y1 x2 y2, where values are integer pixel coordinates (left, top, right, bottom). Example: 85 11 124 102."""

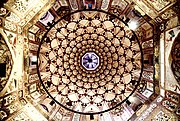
146 0 173 11
165 26 180 94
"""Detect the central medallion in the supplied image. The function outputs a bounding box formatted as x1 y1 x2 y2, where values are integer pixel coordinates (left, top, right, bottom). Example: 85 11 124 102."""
81 52 99 70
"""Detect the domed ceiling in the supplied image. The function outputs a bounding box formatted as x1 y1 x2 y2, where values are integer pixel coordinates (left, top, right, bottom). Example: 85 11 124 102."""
0 0 179 121
37 10 143 114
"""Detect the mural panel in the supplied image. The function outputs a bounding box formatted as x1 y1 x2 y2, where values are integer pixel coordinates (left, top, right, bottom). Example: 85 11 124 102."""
0 34 13 92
